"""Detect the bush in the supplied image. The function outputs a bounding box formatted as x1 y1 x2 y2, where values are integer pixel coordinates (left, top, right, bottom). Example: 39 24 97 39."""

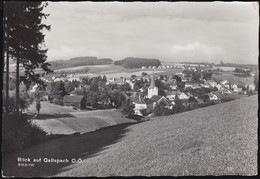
2 114 48 154
221 97 235 103
154 105 173 116
53 98 63 105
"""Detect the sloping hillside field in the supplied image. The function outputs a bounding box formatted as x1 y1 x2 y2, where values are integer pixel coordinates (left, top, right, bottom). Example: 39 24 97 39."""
57 95 258 176
28 102 135 135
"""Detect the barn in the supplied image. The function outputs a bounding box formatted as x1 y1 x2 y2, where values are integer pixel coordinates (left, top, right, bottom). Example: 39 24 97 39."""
63 95 86 110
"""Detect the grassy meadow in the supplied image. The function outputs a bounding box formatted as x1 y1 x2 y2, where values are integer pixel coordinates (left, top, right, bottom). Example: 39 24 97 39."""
212 71 254 85
28 102 135 135
57 95 258 176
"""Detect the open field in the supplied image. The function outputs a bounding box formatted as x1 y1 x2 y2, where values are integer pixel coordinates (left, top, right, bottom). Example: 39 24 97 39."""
54 64 125 73
54 63 183 79
28 102 135 135
213 71 254 85
57 95 258 176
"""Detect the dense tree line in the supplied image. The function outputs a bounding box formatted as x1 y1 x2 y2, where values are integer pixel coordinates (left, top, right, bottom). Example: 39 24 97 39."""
114 57 161 69
216 63 257 71
49 57 113 70
234 68 251 77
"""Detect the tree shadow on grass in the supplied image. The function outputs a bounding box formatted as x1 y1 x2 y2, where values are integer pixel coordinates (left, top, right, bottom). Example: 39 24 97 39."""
33 113 75 120
2 123 136 177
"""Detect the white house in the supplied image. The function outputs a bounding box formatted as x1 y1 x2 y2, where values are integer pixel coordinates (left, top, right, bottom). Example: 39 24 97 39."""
134 101 147 116
191 84 201 89
185 83 193 89
232 84 239 92
220 80 229 85
166 91 179 101
200 84 210 88
205 80 217 87
208 93 218 101
170 84 178 90
245 84 256 91
224 84 230 89
178 92 189 100
216 84 223 90
224 89 232 94
175 72 185 78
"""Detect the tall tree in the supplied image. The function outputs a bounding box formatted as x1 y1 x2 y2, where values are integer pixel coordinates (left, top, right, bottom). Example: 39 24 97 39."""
3 1 52 115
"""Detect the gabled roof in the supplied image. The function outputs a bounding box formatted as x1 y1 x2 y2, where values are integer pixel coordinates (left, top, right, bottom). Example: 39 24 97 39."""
70 86 89 95
150 95 164 102
206 93 217 98
63 95 85 103
130 97 139 103
205 80 217 83
166 91 181 96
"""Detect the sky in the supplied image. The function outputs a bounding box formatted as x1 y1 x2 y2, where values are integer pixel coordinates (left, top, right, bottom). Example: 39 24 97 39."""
43 2 259 64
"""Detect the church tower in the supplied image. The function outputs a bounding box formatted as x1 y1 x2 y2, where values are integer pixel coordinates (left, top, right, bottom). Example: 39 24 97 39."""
148 70 158 98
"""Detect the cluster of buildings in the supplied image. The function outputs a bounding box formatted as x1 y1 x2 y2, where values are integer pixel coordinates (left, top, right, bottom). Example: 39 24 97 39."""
58 69 256 114
106 71 256 116
27 63 256 115
141 64 185 70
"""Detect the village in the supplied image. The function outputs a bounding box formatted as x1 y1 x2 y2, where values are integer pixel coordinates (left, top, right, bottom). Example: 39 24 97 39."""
2 2 258 177
24 63 257 118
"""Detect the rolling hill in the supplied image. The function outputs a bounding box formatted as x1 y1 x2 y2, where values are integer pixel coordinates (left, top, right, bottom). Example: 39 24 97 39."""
57 95 258 176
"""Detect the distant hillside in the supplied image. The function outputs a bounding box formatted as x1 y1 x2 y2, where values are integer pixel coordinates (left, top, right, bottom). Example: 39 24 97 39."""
49 57 113 70
114 57 161 69
215 63 258 71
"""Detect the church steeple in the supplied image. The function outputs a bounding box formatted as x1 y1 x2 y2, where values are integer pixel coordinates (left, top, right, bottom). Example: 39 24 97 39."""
148 70 158 98
150 70 155 89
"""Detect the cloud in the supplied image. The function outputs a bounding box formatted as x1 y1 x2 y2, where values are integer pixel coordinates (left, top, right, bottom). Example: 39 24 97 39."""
43 2 259 64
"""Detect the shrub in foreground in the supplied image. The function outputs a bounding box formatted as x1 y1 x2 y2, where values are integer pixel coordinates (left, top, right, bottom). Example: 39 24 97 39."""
2 114 48 154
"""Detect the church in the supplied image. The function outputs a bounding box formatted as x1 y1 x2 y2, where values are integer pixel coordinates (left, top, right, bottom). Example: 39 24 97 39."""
133 71 173 116
147 71 158 98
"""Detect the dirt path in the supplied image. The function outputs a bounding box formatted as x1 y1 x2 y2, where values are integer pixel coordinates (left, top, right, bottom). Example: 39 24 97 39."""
2 123 135 177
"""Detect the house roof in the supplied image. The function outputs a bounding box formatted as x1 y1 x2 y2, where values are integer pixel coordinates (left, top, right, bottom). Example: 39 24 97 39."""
115 78 125 84
192 84 201 88
205 80 217 83
206 93 217 98
130 97 139 103
221 80 229 84
185 82 193 86
135 101 147 104
166 91 181 96
150 95 164 102
70 86 89 95
63 95 85 103
179 92 188 96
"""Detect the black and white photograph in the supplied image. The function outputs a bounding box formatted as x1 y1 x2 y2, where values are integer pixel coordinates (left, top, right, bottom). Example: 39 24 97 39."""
2 1 259 177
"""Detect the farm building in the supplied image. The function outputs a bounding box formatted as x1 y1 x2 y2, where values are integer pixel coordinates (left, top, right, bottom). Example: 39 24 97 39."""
63 95 86 110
